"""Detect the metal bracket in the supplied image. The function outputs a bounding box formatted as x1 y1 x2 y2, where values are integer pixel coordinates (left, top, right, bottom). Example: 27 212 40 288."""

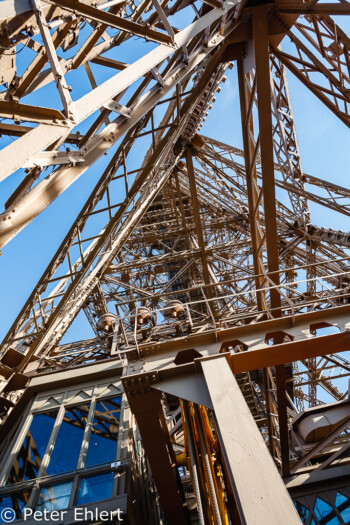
103 101 132 118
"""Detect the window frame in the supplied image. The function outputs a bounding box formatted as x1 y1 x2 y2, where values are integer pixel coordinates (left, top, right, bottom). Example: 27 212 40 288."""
0 378 125 517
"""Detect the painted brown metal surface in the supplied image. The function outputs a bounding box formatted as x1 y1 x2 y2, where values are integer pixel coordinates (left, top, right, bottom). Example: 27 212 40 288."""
0 0 349 522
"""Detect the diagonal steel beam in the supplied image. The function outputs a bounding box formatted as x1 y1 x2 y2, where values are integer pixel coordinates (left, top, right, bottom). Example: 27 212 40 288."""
1 43 230 366
0 0 239 183
32 0 76 120
0 23 231 248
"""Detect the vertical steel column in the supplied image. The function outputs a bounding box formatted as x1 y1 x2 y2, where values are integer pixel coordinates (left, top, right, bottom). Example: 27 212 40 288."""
194 404 224 525
182 401 207 525
126 389 189 525
201 356 302 525
307 240 317 406
237 60 267 313
275 363 290 476
252 6 281 316
186 147 215 312
252 6 290 475
262 367 275 456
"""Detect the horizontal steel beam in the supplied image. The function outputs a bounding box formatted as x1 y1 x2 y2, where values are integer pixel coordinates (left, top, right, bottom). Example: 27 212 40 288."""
278 3 350 14
229 332 350 374
138 303 350 361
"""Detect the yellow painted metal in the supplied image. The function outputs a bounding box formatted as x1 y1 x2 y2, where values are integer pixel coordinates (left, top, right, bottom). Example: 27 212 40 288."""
180 399 231 525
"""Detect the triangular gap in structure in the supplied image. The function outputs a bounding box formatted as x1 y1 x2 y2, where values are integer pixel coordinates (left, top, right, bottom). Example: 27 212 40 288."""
96 384 123 398
33 396 63 411
68 390 93 403
59 309 96 345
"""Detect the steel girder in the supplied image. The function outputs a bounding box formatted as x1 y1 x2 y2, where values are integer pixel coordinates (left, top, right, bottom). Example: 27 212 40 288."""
0 0 349 520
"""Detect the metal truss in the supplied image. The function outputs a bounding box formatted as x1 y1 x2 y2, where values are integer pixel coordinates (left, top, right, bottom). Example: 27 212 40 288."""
272 13 350 127
0 0 349 522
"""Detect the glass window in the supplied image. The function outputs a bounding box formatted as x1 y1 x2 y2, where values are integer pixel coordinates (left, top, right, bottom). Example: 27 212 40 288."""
314 497 340 525
6 410 58 485
85 397 121 468
0 490 30 523
36 481 73 512
76 473 114 506
335 492 350 523
46 403 90 476
294 501 309 523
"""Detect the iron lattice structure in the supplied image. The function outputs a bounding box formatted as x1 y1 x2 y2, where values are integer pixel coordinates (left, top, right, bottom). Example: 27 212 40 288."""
0 0 349 523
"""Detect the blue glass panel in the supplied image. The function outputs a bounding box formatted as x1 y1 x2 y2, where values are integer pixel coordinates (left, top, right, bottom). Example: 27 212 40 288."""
294 501 309 523
0 491 30 522
311 520 317 525
36 481 73 512
6 411 58 484
76 473 114 506
314 497 340 525
46 403 90 475
335 492 350 523
85 397 121 468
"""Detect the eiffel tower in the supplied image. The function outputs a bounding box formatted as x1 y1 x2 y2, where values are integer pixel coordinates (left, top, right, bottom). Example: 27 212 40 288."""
0 0 349 523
